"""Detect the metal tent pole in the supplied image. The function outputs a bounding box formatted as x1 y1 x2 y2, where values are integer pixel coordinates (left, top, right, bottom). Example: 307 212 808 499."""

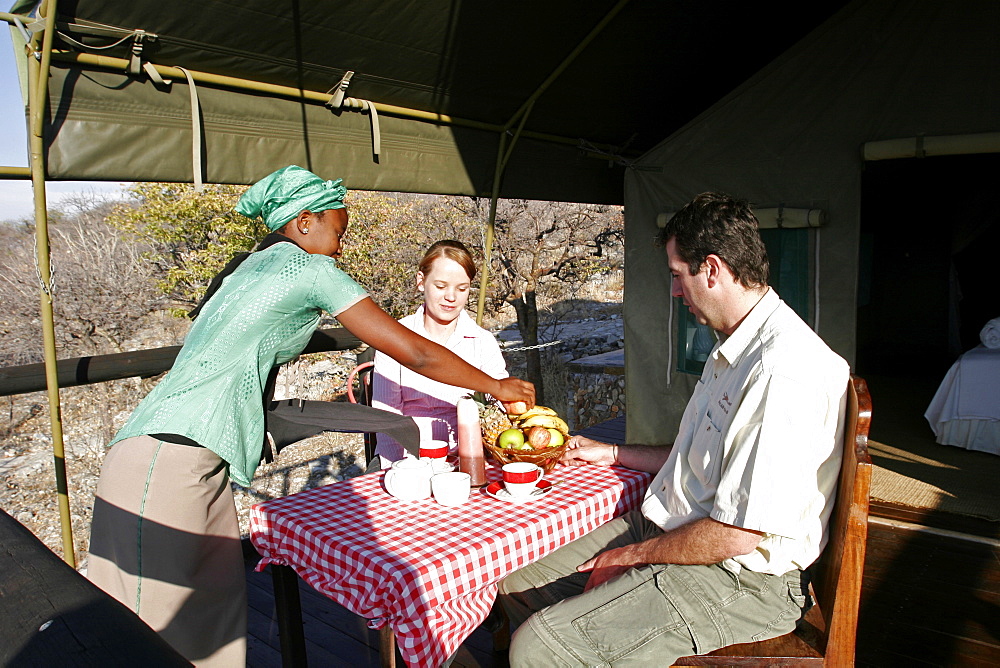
0 166 31 178
474 103 534 326
475 132 507 326
27 0 75 567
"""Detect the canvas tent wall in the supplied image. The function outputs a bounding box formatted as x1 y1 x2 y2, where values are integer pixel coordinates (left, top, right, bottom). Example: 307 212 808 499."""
623 0 1000 443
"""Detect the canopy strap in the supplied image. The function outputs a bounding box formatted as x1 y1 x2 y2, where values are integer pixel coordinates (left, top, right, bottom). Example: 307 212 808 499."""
48 22 172 86
128 30 172 86
359 99 381 158
325 70 355 109
176 67 204 192
339 98 382 159
128 38 141 74
577 138 636 167
13 17 41 54
325 71 381 160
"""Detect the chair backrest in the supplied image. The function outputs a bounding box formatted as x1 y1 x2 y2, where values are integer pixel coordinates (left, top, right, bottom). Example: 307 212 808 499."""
351 347 378 463
346 361 375 405
810 376 873 665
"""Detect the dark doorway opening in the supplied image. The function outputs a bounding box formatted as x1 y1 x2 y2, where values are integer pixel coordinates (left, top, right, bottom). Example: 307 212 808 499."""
856 153 1000 463
857 153 1000 380
855 155 1000 667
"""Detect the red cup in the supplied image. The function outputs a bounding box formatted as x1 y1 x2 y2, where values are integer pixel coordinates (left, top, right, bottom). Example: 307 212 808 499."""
419 440 450 460
501 462 544 498
502 463 541 483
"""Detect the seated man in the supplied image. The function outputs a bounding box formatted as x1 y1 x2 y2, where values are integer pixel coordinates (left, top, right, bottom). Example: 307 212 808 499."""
498 192 849 666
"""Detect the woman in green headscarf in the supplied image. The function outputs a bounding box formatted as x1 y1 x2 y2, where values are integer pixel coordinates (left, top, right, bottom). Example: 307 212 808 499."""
87 165 534 667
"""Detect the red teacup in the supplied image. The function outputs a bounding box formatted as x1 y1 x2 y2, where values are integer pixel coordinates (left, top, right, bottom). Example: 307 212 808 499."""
419 440 450 460
502 463 541 483
501 462 544 497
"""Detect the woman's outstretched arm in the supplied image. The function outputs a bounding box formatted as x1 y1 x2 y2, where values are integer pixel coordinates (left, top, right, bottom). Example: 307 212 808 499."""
337 298 534 405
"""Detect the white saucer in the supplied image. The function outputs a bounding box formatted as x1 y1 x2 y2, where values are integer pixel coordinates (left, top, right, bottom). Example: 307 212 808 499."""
429 460 455 474
484 479 553 503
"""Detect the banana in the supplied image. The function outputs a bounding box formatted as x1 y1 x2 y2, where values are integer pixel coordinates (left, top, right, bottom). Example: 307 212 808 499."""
519 414 569 434
516 405 558 420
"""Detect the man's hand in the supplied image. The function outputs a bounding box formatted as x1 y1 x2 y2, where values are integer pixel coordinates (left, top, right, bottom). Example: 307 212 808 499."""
561 436 617 467
562 438 671 474
575 518 765 592
577 546 634 591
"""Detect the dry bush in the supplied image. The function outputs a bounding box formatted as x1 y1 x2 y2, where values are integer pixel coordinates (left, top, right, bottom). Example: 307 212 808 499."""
1 218 163 364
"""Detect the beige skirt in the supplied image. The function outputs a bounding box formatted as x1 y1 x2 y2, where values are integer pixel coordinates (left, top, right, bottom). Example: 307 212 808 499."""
88 435 247 667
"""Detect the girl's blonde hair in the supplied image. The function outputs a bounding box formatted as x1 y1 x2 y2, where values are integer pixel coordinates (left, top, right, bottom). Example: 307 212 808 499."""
418 240 476 281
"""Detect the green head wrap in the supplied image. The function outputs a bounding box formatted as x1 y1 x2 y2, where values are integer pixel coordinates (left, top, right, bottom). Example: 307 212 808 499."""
237 165 348 231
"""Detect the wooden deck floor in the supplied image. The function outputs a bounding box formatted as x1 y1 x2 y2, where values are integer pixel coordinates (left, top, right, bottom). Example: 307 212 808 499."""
245 415 1000 667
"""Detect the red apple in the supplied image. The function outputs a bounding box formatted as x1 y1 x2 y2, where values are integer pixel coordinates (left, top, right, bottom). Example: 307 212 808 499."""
525 426 551 449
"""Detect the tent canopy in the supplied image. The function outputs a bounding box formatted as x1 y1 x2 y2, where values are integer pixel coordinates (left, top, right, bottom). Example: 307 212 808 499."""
12 0 847 203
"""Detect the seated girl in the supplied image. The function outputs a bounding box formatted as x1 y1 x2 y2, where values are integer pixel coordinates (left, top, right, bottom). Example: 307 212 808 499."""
371 240 508 468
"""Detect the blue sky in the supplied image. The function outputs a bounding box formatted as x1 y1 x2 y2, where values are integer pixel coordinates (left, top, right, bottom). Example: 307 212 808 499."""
0 25 126 223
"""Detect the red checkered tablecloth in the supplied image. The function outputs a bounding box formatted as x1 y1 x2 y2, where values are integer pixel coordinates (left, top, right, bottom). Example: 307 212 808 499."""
250 463 651 668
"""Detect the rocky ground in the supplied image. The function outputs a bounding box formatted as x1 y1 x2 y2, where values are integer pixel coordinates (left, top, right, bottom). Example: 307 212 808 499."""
0 291 624 573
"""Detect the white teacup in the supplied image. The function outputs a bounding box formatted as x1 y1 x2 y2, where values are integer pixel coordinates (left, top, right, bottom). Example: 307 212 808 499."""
384 458 433 501
501 462 545 498
431 471 471 507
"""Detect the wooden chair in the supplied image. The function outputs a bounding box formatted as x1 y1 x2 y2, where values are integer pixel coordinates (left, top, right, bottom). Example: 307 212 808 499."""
673 375 873 666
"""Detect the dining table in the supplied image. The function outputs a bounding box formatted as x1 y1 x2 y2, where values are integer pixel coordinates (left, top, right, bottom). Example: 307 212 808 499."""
250 461 652 667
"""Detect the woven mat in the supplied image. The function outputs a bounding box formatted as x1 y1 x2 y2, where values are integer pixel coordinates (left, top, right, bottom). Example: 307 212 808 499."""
868 439 1000 522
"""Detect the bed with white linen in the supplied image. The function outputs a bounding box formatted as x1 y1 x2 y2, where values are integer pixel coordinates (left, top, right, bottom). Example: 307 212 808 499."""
925 319 1000 456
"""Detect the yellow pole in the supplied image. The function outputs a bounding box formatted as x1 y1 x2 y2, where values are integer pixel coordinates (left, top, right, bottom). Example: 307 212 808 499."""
0 166 31 178
474 98 535 326
43 50 622 153
28 0 75 567
475 128 511 327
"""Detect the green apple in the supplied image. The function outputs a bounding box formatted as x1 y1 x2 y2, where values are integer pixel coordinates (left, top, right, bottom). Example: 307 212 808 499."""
546 428 565 447
498 428 526 449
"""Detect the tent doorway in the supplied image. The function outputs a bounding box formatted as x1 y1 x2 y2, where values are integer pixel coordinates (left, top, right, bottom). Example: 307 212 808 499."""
857 153 1000 381
855 153 1000 529
856 152 999 476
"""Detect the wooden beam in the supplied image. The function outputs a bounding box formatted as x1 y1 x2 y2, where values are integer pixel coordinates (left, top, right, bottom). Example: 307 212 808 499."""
0 509 190 665
0 327 363 397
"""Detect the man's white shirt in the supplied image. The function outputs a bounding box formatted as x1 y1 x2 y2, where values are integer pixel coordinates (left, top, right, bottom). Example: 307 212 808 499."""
641 289 849 575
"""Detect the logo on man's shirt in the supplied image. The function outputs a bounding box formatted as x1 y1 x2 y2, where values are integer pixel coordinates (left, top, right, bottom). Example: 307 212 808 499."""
718 392 733 415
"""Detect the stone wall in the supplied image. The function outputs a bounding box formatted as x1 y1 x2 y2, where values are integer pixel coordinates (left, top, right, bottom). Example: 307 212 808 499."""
565 350 625 432
568 371 625 432
499 313 626 429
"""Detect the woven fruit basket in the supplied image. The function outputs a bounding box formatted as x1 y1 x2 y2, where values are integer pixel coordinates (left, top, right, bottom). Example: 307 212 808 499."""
474 394 569 472
483 440 567 472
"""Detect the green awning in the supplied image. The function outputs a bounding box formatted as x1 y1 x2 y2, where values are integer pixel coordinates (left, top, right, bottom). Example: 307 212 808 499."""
9 0 847 203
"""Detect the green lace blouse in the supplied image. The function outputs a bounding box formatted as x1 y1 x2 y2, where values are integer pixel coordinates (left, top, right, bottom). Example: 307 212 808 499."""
110 241 368 485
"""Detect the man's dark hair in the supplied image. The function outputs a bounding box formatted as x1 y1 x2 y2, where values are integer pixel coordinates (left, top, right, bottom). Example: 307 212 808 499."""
655 192 769 288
